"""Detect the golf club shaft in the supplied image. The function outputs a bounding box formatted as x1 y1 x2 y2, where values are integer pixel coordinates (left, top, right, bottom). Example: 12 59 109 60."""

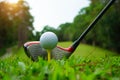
71 0 116 52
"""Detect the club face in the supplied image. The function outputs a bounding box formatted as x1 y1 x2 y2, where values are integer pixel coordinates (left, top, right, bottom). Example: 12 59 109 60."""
23 41 71 61
24 41 47 61
52 47 71 60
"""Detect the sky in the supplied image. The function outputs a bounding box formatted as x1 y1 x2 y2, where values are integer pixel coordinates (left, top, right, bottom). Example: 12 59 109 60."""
27 0 90 31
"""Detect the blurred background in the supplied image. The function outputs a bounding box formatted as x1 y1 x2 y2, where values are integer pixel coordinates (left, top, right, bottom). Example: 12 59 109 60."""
0 0 120 56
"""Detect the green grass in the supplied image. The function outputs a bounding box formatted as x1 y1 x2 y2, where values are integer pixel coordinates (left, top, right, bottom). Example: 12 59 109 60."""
0 42 120 80
58 42 117 60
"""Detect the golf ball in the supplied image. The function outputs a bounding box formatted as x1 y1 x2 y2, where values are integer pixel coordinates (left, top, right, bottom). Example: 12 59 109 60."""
40 32 58 49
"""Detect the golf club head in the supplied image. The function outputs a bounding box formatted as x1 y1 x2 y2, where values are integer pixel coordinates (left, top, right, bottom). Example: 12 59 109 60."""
24 41 72 61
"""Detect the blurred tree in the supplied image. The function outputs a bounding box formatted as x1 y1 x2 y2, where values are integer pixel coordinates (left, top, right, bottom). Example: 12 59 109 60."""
57 23 72 41
76 0 120 52
34 31 41 41
94 0 120 52
0 0 34 50
16 0 34 47
41 25 58 34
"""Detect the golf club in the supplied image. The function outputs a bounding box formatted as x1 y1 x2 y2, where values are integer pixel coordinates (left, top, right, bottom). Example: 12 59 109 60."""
24 0 115 61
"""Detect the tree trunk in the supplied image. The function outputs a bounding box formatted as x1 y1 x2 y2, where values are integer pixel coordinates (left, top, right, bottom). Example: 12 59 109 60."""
18 22 28 48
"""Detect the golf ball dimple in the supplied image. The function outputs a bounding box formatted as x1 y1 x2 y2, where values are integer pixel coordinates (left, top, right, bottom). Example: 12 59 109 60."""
40 32 58 49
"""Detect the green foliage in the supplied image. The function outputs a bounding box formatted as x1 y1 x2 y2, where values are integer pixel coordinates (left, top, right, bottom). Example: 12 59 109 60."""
0 42 119 80
0 45 120 80
0 48 6 56
41 25 58 34
88 0 120 52
57 23 72 41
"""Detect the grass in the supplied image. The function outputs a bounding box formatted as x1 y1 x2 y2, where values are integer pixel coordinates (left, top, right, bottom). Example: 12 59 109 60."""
58 42 117 60
0 42 120 80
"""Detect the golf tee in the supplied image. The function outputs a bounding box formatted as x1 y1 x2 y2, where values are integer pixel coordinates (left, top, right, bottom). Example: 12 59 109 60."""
47 49 51 62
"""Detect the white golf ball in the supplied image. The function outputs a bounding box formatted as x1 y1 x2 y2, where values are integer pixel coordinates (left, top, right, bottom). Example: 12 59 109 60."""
40 32 58 49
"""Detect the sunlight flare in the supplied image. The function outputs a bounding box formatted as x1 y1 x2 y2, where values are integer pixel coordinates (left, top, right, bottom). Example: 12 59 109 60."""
6 0 19 4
